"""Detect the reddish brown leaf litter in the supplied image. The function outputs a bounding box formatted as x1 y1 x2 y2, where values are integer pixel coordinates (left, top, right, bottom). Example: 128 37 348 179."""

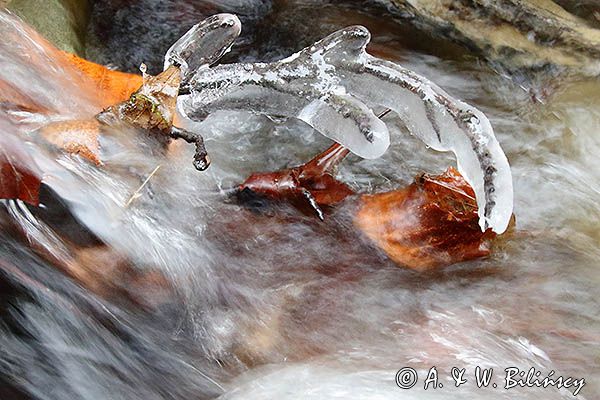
0 134 42 206
355 167 498 271
239 143 355 219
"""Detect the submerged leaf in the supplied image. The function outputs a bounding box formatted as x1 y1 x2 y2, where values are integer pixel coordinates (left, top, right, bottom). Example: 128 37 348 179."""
0 133 42 206
61 51 143 109
38 120 102 165
355 167 500 270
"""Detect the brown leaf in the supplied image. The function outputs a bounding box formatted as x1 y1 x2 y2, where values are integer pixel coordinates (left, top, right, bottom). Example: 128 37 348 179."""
0 134 42 206
136 64 180 128
238 143 354 219
33 62 181 168
96 65 181 137
38 119 102 165
355 167 499 271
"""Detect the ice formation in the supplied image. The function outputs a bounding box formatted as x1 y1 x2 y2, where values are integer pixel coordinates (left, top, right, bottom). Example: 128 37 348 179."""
163 14 241 83
176 25 513 234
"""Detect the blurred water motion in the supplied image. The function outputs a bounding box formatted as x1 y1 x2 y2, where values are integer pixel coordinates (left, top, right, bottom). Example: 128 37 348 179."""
0 1 599 399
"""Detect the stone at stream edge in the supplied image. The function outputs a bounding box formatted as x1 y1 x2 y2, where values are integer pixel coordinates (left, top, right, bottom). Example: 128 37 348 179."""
387 0 600 76
5 0 90 55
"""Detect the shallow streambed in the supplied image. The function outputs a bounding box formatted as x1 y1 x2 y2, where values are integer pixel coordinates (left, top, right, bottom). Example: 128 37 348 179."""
0 1 598 399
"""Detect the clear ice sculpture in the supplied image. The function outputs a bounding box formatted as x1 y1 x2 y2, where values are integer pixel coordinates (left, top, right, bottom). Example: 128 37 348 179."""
169 20 513 234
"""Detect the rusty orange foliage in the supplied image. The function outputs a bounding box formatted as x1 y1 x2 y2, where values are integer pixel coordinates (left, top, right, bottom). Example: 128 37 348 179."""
60 51 143 108
355 167 497 270
39 119 103 165
0 134 43 206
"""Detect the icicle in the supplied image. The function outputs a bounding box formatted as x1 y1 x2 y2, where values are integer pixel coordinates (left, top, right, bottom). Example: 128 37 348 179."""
163 13 241 83
179 25 513 233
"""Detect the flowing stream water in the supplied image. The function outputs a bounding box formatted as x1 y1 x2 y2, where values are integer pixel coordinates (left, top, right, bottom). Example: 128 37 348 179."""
0 1 598 399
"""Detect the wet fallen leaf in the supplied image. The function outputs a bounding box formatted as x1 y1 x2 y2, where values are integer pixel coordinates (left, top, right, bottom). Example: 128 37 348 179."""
0 78 47 115
355 167 498 270
60 51 143 109
29 60 182 169
100 64 181 132
38 119 102 165
34 58 181 167
0 133 42 205
239 143 355 219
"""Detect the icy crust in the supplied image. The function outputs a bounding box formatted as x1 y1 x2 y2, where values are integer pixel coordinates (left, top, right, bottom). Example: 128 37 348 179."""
349 57 514 234
163 14 241 81
179 25 513 233
180 27 390 160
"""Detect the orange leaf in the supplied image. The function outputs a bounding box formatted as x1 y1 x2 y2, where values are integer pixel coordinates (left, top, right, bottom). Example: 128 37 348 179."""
355 167 498 271
60 51 143 109
38 119 102 165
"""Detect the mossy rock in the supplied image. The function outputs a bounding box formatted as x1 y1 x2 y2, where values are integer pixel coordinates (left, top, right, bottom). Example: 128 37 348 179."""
5 0 91 55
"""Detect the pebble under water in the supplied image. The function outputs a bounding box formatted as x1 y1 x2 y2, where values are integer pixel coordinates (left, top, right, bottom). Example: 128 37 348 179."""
0 1 599 399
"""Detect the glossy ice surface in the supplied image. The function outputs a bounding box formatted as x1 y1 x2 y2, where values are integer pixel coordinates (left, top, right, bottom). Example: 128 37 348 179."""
179 25 512 233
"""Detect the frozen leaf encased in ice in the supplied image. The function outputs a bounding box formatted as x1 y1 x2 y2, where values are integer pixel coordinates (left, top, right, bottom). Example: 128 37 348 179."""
93 13 243 171
179 25 513 234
